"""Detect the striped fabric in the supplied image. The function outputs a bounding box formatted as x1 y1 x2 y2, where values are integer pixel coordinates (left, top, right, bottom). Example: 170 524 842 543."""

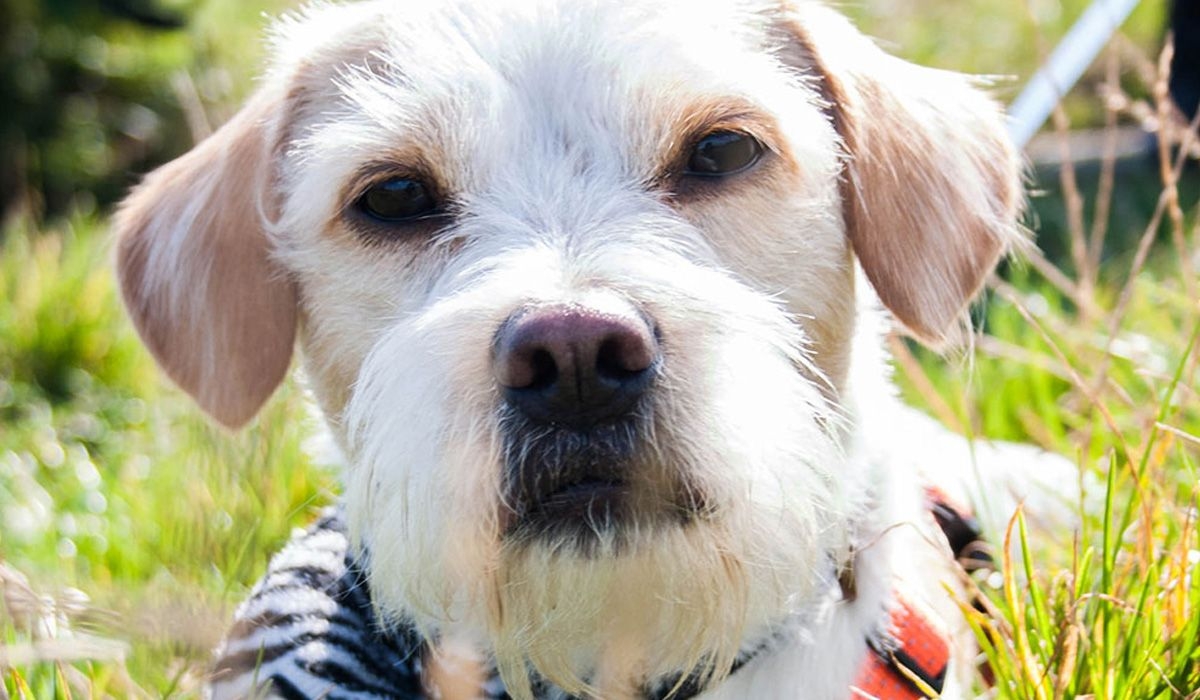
208 508 507 700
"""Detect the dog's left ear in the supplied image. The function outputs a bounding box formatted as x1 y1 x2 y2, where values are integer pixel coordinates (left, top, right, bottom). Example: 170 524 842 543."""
776 4 1024 346
113 88 298 428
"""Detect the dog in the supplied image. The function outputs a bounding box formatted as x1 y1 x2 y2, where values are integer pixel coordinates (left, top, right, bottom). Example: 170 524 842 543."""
112 1 1069 697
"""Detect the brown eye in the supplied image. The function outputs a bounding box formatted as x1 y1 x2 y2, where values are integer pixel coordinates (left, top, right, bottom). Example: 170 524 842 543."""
357 178 437 222
685 131 763 177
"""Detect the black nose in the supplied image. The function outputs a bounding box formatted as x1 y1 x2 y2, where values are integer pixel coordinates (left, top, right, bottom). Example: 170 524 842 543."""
494 304 659 428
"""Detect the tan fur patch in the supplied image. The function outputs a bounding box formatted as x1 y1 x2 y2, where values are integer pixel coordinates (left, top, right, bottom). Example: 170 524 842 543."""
114 91 297 428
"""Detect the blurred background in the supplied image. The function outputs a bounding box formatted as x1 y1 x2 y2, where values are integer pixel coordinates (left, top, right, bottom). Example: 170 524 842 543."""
1 1 1197 697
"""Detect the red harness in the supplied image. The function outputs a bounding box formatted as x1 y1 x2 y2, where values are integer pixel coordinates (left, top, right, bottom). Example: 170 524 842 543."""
851 594 950 699
848 487 991 699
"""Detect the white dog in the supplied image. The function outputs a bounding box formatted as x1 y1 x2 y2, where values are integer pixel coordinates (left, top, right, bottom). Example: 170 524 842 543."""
113 1 1065 698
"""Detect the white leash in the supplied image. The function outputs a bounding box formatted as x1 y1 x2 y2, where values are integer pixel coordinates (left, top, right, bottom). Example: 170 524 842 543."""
1007 0 1142 149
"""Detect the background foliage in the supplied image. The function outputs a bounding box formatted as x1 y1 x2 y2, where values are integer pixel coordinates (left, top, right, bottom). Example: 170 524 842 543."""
0 0 285 222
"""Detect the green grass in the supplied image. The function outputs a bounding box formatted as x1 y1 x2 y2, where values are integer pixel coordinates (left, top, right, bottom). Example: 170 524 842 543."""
2 0 1198 697
894 265 1200 697
0 219 338 697
889 156 1200 698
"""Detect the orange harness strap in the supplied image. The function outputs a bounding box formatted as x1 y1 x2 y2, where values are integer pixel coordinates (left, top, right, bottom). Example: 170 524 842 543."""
849 487 993 699
851 595 949 699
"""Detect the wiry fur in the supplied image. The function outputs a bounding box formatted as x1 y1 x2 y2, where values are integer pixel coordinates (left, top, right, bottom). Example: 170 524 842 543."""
342 235 853 695
112 1 1060 698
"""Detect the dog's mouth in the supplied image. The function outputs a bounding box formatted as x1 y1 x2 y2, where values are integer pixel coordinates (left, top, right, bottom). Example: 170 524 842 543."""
505 470 699 550
500 413 704 549
522 476 630 529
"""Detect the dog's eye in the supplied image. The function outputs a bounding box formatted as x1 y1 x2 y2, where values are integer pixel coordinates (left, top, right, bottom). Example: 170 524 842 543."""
357 178 437 222
685 131 763 177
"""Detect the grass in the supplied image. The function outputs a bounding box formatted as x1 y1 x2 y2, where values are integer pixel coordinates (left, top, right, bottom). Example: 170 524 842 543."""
888 57 1200 694
2 1 1199 698
0 219 337 697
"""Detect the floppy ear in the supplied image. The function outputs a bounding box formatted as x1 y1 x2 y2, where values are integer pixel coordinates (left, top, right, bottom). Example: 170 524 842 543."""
113 88 297 428
777 4 1024 345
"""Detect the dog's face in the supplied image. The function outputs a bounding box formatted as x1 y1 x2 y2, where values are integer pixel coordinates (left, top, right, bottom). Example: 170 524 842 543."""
114 0 1019 694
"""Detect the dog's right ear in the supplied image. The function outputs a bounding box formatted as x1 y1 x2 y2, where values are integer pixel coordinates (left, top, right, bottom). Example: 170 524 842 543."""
114 88 297 429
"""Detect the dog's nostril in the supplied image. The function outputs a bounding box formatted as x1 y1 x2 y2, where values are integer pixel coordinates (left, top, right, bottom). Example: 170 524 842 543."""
527 348 559 390
494 303 659 427
498 344 562 391
596 333 653 381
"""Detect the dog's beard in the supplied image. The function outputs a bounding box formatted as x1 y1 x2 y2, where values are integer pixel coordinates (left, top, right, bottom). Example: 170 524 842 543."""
483 427 847 700
488 521 757 699
342 252 854 699
488 407 744 697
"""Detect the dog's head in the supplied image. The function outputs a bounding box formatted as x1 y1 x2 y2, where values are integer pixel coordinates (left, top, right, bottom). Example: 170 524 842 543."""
114 0 1020 694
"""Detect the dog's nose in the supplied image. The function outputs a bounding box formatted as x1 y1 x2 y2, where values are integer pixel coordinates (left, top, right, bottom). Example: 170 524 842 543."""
494 304 659 427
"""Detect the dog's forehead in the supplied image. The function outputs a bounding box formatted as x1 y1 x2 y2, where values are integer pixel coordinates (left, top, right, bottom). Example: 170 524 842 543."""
294 0 781 89
278 0 805 187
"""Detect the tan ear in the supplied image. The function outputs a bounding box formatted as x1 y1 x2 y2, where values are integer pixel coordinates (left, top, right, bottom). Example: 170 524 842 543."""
114 89 297 428
777 5 1024 345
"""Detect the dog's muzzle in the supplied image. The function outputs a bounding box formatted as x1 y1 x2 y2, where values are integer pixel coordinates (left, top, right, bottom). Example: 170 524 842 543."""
493 301 693 545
